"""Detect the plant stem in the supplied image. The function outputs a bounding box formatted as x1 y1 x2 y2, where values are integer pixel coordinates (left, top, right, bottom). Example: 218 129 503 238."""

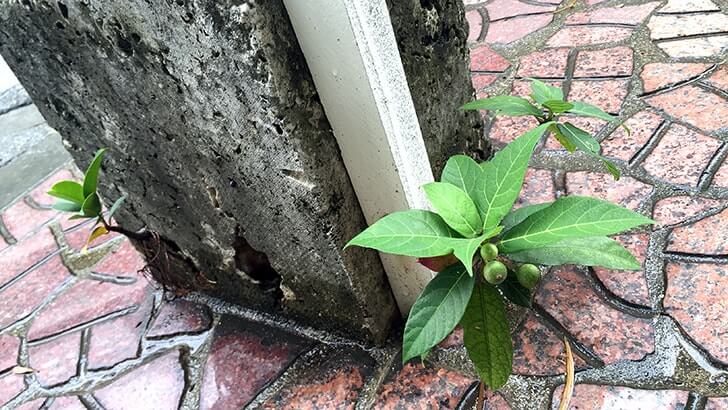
101 218 152 242
477 381 485 409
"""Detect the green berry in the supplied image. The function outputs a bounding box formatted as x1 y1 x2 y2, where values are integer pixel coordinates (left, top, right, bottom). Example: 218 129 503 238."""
480 243 499 261
516 264 541 289
483 261 507 285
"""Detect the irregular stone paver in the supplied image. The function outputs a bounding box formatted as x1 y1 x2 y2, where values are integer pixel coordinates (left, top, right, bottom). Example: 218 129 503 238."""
485 0 555 21
660 0 720 13
567 2 659 25
642 124 721 186
667 208 728 255
200 316 308 409
536 267 654 365
593 234 651 306
653 196 721 225
705 65 728 91
566 172 653 211
601 111 663 161
551 385 688 409
714 161 728 189
95 352 185 410
567 79 630 113
28 332 80 387
465 10 482 43
640 63 710 93
486 14 554 44
517 48 570 78
470 45 510 72
645 85 728 133
147 299 212 338
648 14 728 40
574 47 633 78
664 263 728 363
656 36 728 59
512 312 589 375
547 26 634 47
707 397 728 410
516 168 556 208
374 363 473 409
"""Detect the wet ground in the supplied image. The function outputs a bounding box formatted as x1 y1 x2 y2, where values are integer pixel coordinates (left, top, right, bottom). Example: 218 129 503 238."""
1 0 728 408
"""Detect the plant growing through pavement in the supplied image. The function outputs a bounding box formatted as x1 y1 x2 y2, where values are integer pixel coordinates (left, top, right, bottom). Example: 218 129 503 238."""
47 148 213 292
346 79 653 392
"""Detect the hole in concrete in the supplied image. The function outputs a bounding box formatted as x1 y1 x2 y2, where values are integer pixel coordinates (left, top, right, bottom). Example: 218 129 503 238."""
232 235 283 296
57 1 68 18
131 32 141 43
419 0 440 12
116 34 134 56
55 21 65 30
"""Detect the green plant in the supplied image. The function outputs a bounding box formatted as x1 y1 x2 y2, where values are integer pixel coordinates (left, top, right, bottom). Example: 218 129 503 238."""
47 149 213 292
346 79 653 390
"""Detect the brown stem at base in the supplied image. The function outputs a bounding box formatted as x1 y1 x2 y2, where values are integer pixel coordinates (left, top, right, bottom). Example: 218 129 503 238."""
477 381 485 409
105 224 152 242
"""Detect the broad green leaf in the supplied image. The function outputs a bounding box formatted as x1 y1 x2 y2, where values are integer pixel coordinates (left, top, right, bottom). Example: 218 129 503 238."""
549 123 576 152
497 273 532 307
499 196 654 254
52 199 82 213
47 180 84 204
402 263 475 362
477 123 552 232
346 210 457 257
461 96 542 117
530 79 563 104
557 123 621 179
451 225 503 276
107 195 126 221
81 192 102 218
83 148 107 197
543 100 573 114
461 282 512 389
501 203 552 231
557 123 600 155
423 182 482 238
507 236 641 270
567 101 615 121
440 155 482 201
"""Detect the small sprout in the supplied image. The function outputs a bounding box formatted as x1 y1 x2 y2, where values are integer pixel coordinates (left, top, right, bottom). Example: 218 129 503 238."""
480 243 499 262
516 264 541 289
483 261 507 285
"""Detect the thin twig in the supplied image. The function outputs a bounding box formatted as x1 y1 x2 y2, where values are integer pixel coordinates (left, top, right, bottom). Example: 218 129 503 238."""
558 337 575 410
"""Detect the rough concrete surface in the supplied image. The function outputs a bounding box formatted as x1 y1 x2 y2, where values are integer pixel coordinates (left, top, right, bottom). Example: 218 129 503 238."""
0 0 399 342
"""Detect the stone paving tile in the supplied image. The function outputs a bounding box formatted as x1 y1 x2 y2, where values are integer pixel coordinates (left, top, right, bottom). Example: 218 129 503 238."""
667 208 728 255
653 196 721 226
1 199 57 240
551 384 688 409
28 332 80 387
27 274 152 340
260 346 375 409
515 168 556 208
92 240 146 275
656 36 728 59
705 65 728 91
516 48 570 78
485 14 554 44
488 116 542 144
512 312 589 376
566 2 659 25
48 396 86 409
536 267 654 365
593 234 651 306
95 352 185 410
566 172 653 211
373 362 473 409
87 293 154 369
0 254 67 330
0 226 57 285
645 85 728 133
485 0 555 21
642 124 721 186
147 299 212 338
547 26 633 47
648 14 728 41
472 74 500 97
470 45 510 72
567 79 630 114
0 335 18 371
574 47 633 78
601 111 663 162
664 262 728 363
640 63 710 94
714 160 728 189
200 316 309 409
707 397 728 410
466 10 483 43
0 373 24 406
661 0 720 13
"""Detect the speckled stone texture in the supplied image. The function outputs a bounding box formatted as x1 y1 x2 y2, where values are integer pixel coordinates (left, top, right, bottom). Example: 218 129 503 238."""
0 0 398 343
